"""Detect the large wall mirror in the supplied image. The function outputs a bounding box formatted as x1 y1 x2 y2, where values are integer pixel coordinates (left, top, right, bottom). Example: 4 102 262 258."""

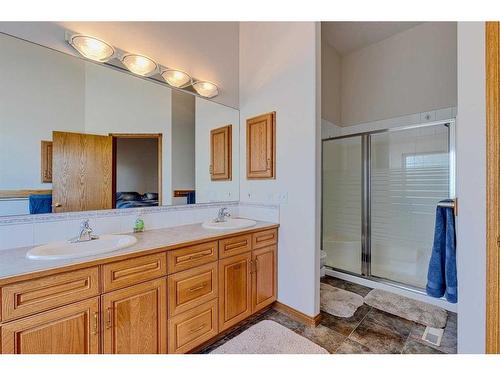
0 33 240 217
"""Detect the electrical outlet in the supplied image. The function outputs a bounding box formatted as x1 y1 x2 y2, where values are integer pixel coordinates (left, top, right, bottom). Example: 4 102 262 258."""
278 192 288 203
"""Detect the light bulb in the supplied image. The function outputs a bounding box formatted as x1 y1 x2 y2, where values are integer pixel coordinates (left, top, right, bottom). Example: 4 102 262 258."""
121 54 158 76
192 81 219 98
70 35 114 62
161 69 192 88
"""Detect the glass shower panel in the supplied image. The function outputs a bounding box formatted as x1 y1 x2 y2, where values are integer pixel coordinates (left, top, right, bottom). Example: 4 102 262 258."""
370 125 450 288
322 136 362 274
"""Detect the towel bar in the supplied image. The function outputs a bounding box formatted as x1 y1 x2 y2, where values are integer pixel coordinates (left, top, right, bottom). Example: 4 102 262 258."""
437 198 458 216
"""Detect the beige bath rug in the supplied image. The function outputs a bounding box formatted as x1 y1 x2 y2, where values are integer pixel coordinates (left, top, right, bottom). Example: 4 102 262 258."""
320 283 364 318
364 289 448 328
210 320 328 354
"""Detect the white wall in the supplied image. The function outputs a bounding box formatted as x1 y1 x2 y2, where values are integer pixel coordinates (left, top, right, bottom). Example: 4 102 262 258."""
116 138 159 194
0 22 239 108
322 22 457 127
456 22 486 354
239 22 320 316
0 33 85 191
195 97 240 203
321 39 341 125
341 22 457 126
171 91 195 198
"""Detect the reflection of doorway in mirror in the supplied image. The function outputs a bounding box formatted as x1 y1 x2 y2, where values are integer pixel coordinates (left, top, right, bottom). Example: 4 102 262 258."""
111 134 162 210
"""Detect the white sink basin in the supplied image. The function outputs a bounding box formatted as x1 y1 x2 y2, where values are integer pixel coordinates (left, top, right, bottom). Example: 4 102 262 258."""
202 218 257 230
26 234 138 260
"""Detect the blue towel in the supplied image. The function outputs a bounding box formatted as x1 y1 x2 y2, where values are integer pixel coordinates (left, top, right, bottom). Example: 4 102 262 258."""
187 191 196 204
426 199 457 303
29 194 52 214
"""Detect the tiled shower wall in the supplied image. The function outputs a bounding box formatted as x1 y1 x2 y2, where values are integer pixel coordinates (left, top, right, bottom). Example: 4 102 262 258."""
0 202 279 251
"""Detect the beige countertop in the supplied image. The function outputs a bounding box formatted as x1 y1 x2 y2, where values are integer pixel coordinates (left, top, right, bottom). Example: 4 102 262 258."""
0 220 278 285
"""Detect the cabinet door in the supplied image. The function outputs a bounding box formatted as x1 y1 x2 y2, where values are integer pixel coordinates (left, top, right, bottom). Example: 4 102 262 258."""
218 252 252 331
246 112 276 179
102 278 167 354
1 298 100 354
252 245 277 313
210 124 232 181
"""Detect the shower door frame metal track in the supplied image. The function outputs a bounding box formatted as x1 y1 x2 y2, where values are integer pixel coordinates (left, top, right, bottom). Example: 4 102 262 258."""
321 118 456 294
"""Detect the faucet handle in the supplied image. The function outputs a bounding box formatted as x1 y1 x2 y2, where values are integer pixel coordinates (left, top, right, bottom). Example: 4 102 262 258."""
81 219 90 229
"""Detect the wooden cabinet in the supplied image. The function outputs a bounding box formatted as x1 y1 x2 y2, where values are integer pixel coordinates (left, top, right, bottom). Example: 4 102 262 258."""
0 226 278 354
102 278 167 354
102 253 167 292
168 299 218 354
1 267 99 322
1 298 100 354
167 241 218 274
252 228 278 250
246 112 276 179
218 252 252 331
168 262 218 317
40 140 52 183
252 245 277 312
219 234 252 259
210 124 232 181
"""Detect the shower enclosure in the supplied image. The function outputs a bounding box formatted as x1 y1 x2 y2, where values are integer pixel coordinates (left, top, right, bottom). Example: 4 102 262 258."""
321 120 454 291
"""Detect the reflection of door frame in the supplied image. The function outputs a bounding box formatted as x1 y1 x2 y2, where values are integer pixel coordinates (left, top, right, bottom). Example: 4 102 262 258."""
110 133 163 208
486 22 500 354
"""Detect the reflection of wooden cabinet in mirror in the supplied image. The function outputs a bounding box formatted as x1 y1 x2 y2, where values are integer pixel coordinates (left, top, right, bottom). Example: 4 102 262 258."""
40 141 52 183
52 131 113 213
246 112 276 179
210 124 232 181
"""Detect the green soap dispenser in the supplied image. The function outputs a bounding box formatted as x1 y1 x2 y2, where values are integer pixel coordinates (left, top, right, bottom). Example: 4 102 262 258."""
134 217 145 233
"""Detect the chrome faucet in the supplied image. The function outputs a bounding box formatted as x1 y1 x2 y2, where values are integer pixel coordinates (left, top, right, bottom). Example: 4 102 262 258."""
70 219 99 243
215 207 231 222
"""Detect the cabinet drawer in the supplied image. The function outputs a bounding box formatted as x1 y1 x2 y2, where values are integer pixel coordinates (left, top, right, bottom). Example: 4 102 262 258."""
168 299 218 354
167 241 218 274
102 253 167 292
1 267 99 322
219 234 252 259
252 228 278 249
168 262 217 317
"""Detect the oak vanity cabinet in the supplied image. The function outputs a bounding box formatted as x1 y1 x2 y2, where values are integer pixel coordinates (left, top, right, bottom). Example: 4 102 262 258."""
218 229 278 331
0 226 278 355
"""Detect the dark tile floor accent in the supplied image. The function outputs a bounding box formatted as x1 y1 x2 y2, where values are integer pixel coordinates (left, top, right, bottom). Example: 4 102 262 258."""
196 276 457 354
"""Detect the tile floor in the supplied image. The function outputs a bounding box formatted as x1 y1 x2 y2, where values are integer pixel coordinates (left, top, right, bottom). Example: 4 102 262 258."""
198 276 457 354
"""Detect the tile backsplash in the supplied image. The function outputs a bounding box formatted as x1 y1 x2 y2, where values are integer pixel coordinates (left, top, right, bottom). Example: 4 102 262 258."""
0 202 279 251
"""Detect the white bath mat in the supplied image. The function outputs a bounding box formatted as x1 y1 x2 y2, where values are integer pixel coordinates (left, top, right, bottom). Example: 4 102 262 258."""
364 289 448 328
210 320 328 354
320 283 364 318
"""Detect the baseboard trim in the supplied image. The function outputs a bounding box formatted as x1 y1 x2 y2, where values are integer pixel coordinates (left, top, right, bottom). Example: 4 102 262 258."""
273 301 321 327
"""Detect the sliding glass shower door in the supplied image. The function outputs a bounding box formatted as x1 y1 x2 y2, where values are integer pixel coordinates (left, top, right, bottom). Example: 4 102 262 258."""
322 122 453 290
322 136 362 274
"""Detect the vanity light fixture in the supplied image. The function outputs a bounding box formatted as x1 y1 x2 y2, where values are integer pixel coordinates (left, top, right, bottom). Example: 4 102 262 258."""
121 53 158 77
161 69 192 88
65 30 220 98
192 81 219 98
68 34 115 62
